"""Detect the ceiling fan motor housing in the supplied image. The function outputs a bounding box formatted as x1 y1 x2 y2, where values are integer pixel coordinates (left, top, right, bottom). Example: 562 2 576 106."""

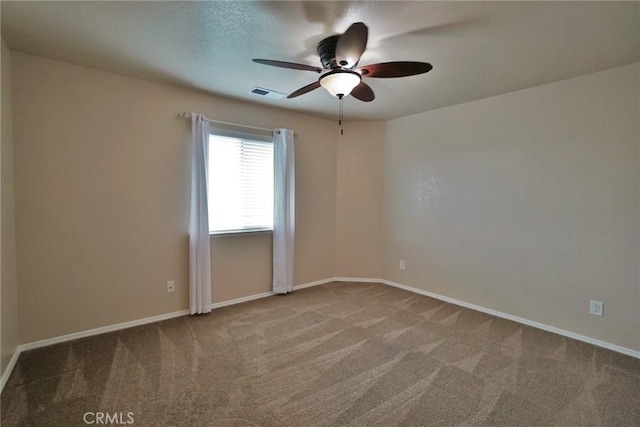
317 35 341 69
253 22 432 102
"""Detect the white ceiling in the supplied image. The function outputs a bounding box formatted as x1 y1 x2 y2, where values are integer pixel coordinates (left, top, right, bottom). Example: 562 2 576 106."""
1 1 638 120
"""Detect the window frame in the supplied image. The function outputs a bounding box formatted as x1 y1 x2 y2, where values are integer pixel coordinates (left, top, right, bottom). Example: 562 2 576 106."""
207 127 275 236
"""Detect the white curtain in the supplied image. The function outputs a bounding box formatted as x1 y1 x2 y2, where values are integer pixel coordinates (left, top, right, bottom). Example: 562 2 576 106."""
189 113 212 314
273 129 295 294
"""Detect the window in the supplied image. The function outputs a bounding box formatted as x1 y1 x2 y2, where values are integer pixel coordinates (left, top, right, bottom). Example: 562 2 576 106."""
207 130 274 234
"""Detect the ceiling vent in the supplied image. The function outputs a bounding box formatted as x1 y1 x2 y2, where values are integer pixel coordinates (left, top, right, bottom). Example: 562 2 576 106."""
249 86 286 100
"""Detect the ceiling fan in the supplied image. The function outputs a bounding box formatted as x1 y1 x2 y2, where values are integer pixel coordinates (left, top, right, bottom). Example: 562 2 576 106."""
252 22 433 102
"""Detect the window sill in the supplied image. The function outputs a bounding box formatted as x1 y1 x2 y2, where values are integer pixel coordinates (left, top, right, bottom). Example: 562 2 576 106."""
210 229 273 237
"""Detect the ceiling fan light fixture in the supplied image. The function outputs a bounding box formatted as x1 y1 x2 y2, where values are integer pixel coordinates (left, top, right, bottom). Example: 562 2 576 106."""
319 70 361 98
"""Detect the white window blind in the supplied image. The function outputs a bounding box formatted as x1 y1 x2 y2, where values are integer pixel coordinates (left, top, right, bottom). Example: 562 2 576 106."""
208 133 274 233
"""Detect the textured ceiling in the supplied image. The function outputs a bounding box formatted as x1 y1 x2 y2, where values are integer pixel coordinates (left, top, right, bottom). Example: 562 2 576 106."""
2 1 639 120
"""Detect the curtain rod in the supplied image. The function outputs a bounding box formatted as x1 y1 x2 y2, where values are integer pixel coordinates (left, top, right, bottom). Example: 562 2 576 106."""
178 112 278 134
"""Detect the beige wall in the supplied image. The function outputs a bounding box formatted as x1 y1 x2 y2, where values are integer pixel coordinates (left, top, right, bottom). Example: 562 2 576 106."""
8 47 640 353
383 63 640 351
12 52 337 343
1 39 19 374
335 120 385 278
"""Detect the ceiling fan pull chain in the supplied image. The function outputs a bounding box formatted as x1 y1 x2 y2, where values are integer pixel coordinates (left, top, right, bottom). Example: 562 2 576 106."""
339 95 344 135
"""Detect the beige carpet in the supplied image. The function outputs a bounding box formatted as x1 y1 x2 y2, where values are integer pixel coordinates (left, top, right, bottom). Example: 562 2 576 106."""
2 281 639 426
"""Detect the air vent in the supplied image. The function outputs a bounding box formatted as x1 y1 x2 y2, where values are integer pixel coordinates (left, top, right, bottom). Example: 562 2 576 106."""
249 87 286 100
251 88 269 96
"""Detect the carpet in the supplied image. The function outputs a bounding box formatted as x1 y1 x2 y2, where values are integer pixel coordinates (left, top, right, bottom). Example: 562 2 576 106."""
2 281 639 426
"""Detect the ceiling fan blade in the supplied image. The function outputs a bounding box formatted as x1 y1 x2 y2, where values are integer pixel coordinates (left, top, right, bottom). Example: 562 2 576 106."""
359 61 433 78
350 81 375 102
287 81 321 99
252 59 323 73
335 22 368 68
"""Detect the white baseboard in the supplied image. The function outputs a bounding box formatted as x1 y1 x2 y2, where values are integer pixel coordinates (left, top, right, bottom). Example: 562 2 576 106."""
333 277 381 283
2 308 191 392
207 277 334 309
378 279 640 360
0 277 334 393
294 277 336 290
0 347 21 392
209 291 273 309
18 309 191 354
3 275 637 394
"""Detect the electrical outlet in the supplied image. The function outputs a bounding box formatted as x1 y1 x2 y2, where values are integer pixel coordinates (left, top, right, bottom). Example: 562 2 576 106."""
589 300 603 317
399 260 406 270
167 281 175 293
